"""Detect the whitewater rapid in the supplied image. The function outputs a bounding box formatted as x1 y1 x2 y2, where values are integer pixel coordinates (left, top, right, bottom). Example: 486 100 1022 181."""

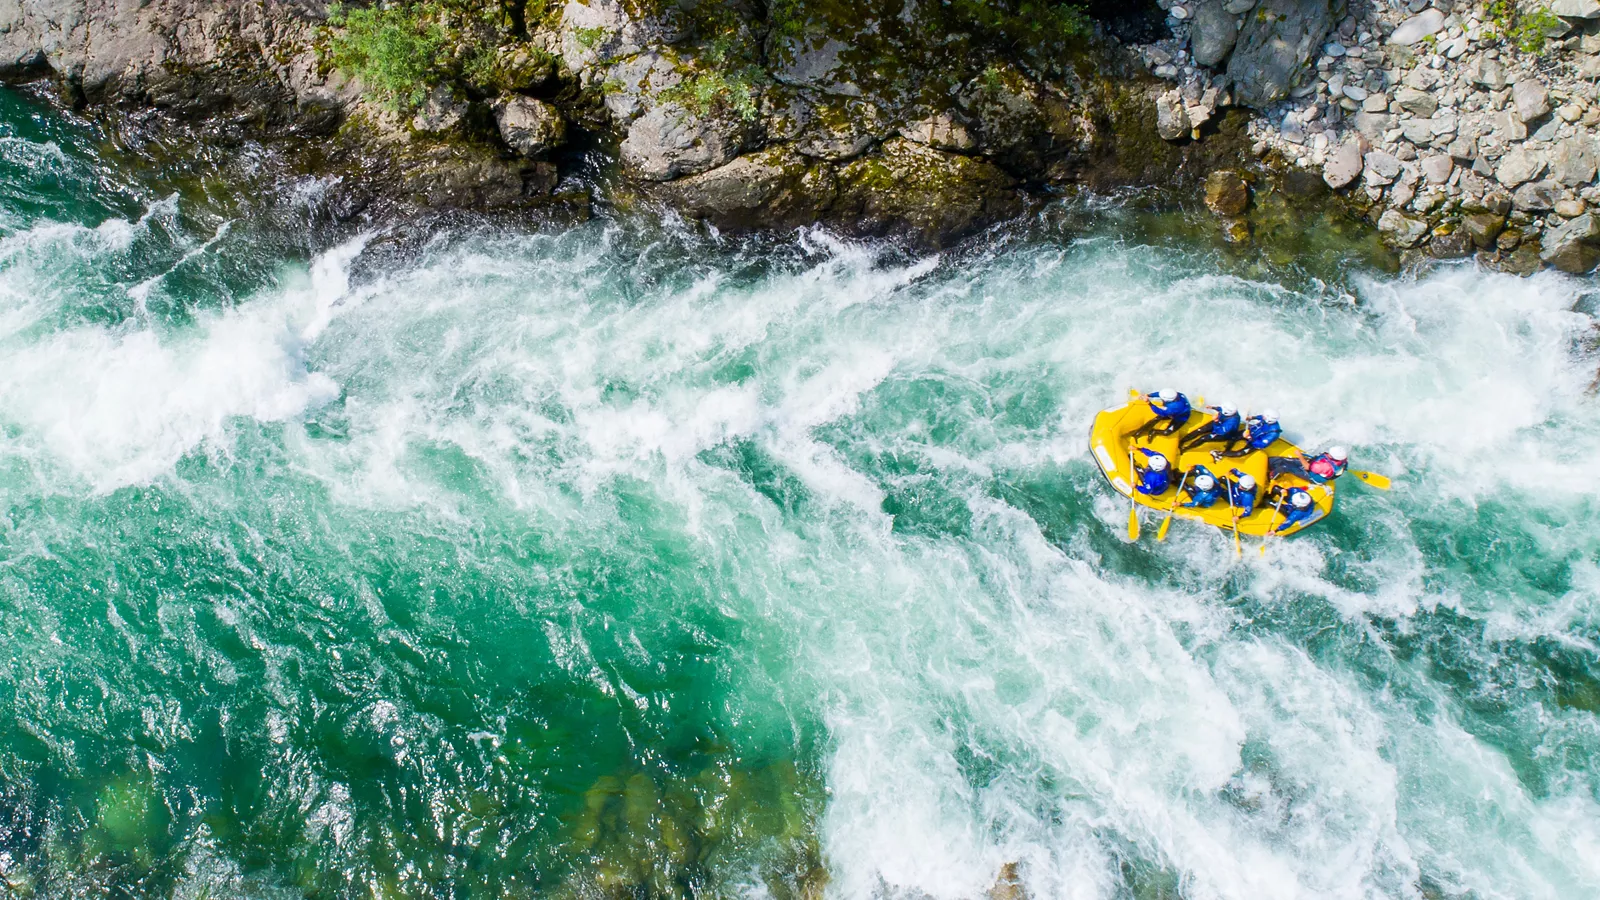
1 94 1598 900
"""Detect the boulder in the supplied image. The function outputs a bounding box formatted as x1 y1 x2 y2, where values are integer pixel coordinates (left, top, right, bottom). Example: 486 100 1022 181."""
1204 170 1251 216
1428 232 1474 259
1389 10 1445 45
411 86 468 134
1395 88 1438 118
1324 139 1364 188
1550 138 1597 186
1191 0 1241 67
835 139 1023 247
654 146 825 229
1540 213 1600 273
1511 180 1560 212
1468 58 1508 91
1549 0 1600 17
1226 0 1342 107
1377 209 1429 247
1157 90 1192 141
1363 150 1403 185
770 36 862 97
1495 146 1548 186
900 113 976 152
1511 79 1551 124
1461 212 1506 249
495 97 567 156
620 104 742 181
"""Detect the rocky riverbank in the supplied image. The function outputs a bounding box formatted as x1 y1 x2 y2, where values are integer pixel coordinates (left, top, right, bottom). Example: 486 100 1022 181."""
1139 0 1600 273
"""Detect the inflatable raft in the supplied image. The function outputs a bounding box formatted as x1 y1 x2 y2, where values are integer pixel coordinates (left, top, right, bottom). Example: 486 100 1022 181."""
1089 392 1335 538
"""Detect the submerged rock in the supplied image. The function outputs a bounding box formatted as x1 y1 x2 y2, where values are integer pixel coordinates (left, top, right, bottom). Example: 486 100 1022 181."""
1377 209 1428 246
1205 169 1251 215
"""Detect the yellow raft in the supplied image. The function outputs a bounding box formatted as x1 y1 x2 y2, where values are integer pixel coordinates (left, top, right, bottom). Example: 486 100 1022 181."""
1088 393 1335 538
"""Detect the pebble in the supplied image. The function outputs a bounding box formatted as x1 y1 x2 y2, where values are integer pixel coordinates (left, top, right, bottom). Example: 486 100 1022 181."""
1363 93 1390 113
1325 42 1348 57
1554 198 1587 218
1171 5 1190 19
1344 85 1369 101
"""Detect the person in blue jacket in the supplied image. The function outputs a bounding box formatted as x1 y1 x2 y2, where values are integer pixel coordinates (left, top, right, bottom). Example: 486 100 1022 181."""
1131 388 1192 438
1274 488 1320 532
1182 467 1222 508
1180 401 1243 451
1215 409 1282 459
1226 469 1258 517
1134 449 1172 495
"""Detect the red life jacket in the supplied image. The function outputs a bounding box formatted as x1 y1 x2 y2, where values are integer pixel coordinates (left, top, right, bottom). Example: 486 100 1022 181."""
1309 456 1338 479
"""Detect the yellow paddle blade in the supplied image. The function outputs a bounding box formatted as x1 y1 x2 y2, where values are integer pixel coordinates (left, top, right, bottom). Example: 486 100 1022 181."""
1128 504 1141 541
1157 511 1174 542
1352 469 1392 490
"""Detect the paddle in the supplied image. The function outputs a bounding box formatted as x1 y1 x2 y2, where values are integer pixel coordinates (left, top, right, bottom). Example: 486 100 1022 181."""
1226 483 1243 557
1157 469 1190 542
1127 449 1141 541
1351 469 1391 490
1259 497 1285 557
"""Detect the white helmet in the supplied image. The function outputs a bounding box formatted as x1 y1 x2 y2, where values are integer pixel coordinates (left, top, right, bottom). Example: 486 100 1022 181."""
1148 455 1169 471
1261 409 1279 423
1157 389 1178 402
1291 490 1312 508
1219 402 1238 415
1328 446 1348 462
1237 474 1256 489
1194 473 1216 490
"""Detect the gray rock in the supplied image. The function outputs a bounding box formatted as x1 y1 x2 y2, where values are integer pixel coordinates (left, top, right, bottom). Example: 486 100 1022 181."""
900 113 976 152
1429 232 1474 259
1496 146 1548 186
1224 0 1258 12
1403 66 1441 91
1226 0 1342 107
1157 90 1192 141
1364 150 1403 185
1401 119 1435 144
620 104 742 181
1540 213 1600 273
1511 180 1560 211
411 86 468 134
1462 212 1506 248
1378 209 1430 246
1550 137 1598 186
1511 79 1551 123
1395 88 1438 117
1446 136 1476 161
1191 0 1241 67
495 96 566 156
1389 10 1445 45
1362 92 1390 113
1352 111 1393 139
1549 0 1600 17
1468 57 1508 91
770 36 861 96
1324 139 1365 188
1421 154 1454 183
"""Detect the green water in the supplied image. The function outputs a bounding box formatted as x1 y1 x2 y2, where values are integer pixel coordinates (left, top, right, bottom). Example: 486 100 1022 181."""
1 87 1598 900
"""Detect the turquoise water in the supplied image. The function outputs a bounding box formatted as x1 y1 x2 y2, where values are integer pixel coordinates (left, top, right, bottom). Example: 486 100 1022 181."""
1 86 1598 900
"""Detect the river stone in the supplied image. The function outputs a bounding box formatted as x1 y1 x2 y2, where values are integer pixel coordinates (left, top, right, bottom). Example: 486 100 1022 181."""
1512 79 1551 123
1496 146 1547 186
1468 57 1508 91
1540 213 1600 272
1205 170 1251 215
1549 0 1600 17
1550 138 1597 186
1462 211 1506 248
1429 231 1474 259
1364 150 1403 185
1511 180 1560 212
1156 90 1192 141
1191 0 1241 67
620 104 742 181
1226 0 1342 108
1555 199 1588 218
495 97 566 157
1224 0 1258 11
1395 88 1438 117
1324 139 1364 188
1421 154 1453 184
1389 10 1445 45
1378 209 1429 246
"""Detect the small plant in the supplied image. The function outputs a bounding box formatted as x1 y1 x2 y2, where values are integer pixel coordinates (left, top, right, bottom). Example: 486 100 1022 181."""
573 25 611 50
324 1 450 109
1484 0 1562 55
661 34 765 122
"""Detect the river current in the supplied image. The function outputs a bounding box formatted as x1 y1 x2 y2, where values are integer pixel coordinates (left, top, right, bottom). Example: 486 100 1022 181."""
1 89 1598 900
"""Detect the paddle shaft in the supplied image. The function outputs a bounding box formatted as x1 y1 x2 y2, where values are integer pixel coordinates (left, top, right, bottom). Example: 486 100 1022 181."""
1158 469 1190 542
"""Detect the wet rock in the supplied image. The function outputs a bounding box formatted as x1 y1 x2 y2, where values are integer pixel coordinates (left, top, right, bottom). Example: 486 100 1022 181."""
1191 0 1241 67
1462 211 1506 248
835 139 1023 246
1511 79 1551 124
1555 198 1588 218
1222 216 1253 242
655 146 827 229
989 862 1029 900
1324 139 1364 188
1378 208 1429 246
1283 168 1329 199
1363 150 1403 185
1395 88 1438 118
1205 169 1251 215
1511 180 1560 212
495 97 566 157
1156 90 1192 141
1501 245 1546 275
1429 231 1474 258
1550 137 1598 186
1540 212 1600 272
620 104 742 181
1496 146 1548 187
1389 10 1445 45
1226 0 1341 107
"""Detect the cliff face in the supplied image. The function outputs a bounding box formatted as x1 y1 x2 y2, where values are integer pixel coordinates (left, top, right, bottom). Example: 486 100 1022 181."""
0 0 1264 246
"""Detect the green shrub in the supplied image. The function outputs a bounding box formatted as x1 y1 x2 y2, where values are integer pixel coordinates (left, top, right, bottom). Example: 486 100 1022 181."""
1483 0 1563 55
325 2 451 109
661 36 764 122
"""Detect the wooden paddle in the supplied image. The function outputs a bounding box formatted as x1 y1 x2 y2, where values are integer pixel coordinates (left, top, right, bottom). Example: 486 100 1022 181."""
1127 449 1141 541
1157 469 1190 542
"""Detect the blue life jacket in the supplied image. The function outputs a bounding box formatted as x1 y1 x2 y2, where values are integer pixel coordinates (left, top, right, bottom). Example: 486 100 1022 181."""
1147 392 1191 420
1227 468 1257 515
1204 409 1242 439
1135 448 1171 495
1245 417 1282 449
1276 493 1318 532
1184 471 1222 508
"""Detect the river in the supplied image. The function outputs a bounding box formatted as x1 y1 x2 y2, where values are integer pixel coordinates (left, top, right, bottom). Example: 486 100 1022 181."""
1 87 1598 900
